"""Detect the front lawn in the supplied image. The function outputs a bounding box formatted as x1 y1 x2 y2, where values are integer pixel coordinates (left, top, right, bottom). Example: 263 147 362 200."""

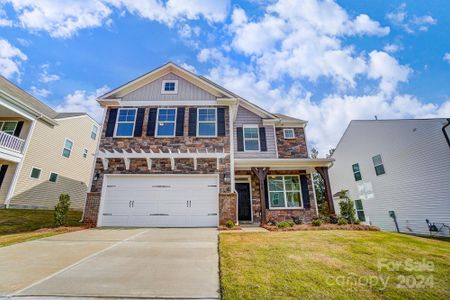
0 209 83 247
220 231 450 299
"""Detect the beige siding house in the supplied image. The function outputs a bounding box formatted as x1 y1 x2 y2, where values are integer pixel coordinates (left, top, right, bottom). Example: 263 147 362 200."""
0 76 99 210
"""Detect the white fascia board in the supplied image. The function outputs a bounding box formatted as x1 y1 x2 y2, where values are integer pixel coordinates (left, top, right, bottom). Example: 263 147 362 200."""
102 100 219 107
262 119 306 128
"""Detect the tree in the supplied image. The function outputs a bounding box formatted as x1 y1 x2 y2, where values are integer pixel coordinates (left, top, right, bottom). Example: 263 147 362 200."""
54 193 71 227
337 190 357 224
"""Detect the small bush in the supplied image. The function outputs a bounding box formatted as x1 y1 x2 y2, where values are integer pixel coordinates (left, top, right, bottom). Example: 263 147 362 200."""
292 216 303 225
354 219 361 225
311 219 322 226
54 193 71 227
277 221 295 228
328 214 338 224
337 218 348 225
224 220 235 228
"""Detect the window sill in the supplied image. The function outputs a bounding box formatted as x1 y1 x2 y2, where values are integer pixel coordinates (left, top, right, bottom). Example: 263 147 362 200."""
268 207 304 210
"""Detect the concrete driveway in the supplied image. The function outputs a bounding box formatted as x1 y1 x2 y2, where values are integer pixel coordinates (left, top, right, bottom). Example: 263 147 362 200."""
0 228 219 299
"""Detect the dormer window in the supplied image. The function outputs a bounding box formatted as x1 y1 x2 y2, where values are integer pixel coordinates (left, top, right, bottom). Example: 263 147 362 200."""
161 80 178 94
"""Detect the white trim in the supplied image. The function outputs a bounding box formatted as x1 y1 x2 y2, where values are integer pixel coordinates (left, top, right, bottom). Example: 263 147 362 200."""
29 166 42 180
283 128 295 139
114 108 137 138
48 172 58 183
161 80 178 94
310 173 319 216
0 120 18 135
62 138 74 158
82 148 88 158
235 158 334 170
372 154 386 176
155 107 177 137
235 176 253 223
243 124 260 152
196 107 217 138
267 175 303 209
91 124 98 140
99 100 218 107
5 119 37 207
273 125 279 158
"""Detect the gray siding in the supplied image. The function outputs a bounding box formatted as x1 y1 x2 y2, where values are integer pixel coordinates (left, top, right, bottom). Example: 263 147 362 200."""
329 119 450 236
122 73 216 101
234 105 277 158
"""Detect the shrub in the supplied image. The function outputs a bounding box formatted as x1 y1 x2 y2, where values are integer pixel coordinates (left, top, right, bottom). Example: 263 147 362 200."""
354 219 361 225
224 220 235 228
337 218 348 225
337 190 357 224
311 219 322 226
54 193 71 227
328 214 338 224
277 221 295 228
292 216 303 225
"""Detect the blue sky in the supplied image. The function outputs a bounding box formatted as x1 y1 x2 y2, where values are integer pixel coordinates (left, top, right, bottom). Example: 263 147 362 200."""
0 0 449 155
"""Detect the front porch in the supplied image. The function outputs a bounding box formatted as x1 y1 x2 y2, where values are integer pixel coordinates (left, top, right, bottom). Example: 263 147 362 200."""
232 158 334 225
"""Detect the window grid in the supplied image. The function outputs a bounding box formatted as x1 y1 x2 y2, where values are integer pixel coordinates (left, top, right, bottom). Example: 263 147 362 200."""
83 148 88 158
197 108 217 137
62 139 73 158
283 128 295 139
115 108 137 137
161 80 178 94
30 167 41 179
352 163 362 181
354 199 366 222
91 125 98 140
267 175 303 209
156 108 177 137
49 172 58 183
0 121 18 135
372 154 385 176
243 125 260 151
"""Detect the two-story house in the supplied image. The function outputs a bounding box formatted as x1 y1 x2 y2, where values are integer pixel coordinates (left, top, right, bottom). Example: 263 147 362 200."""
0 76 99 210
83 62 334 227
330 119 450 236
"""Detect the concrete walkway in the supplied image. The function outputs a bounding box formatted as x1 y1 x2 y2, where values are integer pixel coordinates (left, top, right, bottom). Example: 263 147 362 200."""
0 228 219 299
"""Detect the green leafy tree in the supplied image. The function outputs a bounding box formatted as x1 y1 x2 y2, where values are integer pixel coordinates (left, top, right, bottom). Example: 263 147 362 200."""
337 190 357 224
54 193 71 227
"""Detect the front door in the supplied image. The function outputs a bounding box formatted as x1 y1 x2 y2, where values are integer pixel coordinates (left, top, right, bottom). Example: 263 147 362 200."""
236 183 252 222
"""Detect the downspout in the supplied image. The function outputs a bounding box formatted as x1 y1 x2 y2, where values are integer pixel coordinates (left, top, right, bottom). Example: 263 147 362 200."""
442 118 450 148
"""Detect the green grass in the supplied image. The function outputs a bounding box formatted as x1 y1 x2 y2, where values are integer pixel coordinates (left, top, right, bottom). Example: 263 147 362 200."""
0 208 82 235
0 231 65 247
220 231 450 300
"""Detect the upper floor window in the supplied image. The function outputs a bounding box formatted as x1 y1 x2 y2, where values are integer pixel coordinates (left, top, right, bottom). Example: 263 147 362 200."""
115 108 137 137
283 128 295 139
243 125 260 151
161 80 178 94
267 175 302 209
62 138 73 158
156 108 176 137
372 154 385 176
197 108 216 137
352 163 362 181
0 121 18 135
91 125 98 140
30 167 41 179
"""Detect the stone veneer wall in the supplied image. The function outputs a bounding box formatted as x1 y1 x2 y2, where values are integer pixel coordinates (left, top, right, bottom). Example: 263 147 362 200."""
86 106 233 225
235 170 317 224
275 127 308 158
83 192 100 225
219 192 237 224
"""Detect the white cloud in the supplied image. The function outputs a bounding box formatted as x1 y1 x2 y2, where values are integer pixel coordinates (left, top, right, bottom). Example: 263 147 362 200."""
443 53 450 64
30 86 51 98
179 62 197 73
367 50 411 95
0 38 27 80
386 3 437 33
38 64 60 83
383 43 401 53
178 23 200 38
55 86 109 122
0 8 13 26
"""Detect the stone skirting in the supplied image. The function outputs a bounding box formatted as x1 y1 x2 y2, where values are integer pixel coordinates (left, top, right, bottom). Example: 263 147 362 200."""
219 192 237 225
83 192 101 225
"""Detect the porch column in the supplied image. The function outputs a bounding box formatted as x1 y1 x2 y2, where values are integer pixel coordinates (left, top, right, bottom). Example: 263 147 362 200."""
315 167 335 215
251 167 270 225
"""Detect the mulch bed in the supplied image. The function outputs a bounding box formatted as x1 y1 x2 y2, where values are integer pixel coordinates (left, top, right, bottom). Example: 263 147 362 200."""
218 225 242 231
34 226 88 233
263 223 380 231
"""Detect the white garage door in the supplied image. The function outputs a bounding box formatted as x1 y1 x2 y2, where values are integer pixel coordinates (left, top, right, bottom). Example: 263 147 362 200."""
99 175 219 227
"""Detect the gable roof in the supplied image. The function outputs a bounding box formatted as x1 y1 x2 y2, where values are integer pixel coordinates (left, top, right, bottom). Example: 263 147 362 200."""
273 113 306 123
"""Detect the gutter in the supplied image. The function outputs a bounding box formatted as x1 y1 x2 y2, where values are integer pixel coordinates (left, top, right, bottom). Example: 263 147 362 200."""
443 118 450 148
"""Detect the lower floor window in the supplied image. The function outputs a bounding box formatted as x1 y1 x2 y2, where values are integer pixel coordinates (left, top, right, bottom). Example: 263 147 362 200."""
49 172 58 183
267 175 302 208
354 199 366 222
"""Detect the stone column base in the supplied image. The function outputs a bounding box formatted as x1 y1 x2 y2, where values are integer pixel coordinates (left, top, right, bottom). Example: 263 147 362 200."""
83 192 101 226
219 192 237 225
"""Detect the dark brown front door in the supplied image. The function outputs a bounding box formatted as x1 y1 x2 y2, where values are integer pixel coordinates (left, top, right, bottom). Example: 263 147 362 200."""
236 183 252 221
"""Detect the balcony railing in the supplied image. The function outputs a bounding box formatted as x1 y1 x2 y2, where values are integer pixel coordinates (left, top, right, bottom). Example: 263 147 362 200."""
0 131 25 153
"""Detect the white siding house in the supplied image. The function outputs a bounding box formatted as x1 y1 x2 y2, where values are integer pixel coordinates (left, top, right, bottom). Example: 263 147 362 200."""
329 119 450 236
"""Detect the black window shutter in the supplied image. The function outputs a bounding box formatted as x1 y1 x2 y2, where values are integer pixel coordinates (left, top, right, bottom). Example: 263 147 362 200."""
264 177 270 209
133 108 145 137
188 108 197 136
105 108 118 137
217 107 225 136
176 107 185 136
147 108 158 136
259 127 267 151
236 127 244 151
13 121 24 137
300 175 310 209
0 165 8 188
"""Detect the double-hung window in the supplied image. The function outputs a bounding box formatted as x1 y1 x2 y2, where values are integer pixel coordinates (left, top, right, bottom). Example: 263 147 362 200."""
91 125 98 140
0 121 18 135
62 139 73 158
197 108 216 137
372 154 385 176
352 163 362 181
354 199 366 222
49 172 58 183
156 108 176 137
267 175 302 209
115 108 137 137
243 125 260 151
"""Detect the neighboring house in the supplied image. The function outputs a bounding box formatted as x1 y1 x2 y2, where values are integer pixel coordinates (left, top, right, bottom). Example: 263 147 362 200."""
0 76 99 210
83 62 334 227
329 119 450 236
